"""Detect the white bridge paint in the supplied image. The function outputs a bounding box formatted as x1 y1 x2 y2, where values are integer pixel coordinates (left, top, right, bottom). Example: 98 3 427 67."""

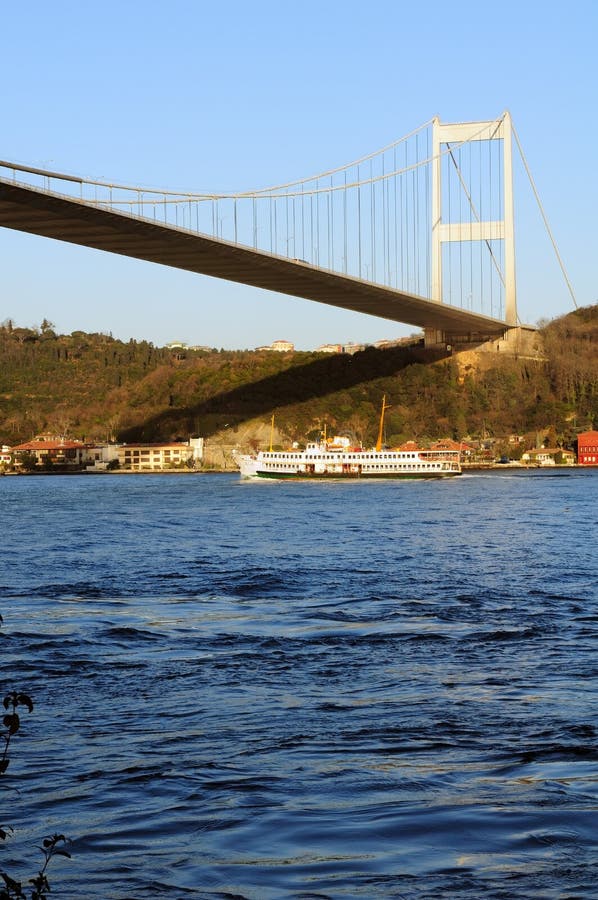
431 114 516 330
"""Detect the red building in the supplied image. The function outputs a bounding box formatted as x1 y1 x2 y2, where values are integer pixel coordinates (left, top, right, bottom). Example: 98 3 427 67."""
577 431 598 465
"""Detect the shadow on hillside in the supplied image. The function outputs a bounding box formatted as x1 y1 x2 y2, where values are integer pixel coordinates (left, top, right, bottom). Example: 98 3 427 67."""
119 343 449 442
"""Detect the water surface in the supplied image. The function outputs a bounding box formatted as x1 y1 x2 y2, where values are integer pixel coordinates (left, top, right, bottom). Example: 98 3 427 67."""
1 470 596 897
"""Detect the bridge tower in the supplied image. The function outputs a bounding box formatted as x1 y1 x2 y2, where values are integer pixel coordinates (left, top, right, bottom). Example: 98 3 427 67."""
430 113 516 346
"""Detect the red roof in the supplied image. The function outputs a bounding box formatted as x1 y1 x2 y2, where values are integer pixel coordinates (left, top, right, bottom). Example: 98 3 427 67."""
11 440 86 451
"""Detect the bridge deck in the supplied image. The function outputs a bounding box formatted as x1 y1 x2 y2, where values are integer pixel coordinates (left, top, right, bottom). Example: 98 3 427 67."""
0 179 507 338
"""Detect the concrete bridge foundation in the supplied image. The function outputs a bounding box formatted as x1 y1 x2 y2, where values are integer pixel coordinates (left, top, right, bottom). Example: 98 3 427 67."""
425 325 542 358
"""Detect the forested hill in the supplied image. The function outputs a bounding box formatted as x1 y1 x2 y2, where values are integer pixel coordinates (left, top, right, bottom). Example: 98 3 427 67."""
0 306 596 451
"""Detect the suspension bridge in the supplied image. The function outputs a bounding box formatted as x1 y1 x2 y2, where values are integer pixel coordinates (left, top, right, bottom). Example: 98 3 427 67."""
0 112 570 347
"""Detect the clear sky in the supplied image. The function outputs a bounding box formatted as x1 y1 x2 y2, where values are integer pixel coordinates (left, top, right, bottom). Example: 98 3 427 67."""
1 0 596 349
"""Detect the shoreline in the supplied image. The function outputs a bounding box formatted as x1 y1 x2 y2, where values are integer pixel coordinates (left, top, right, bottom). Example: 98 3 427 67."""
2 463 596 478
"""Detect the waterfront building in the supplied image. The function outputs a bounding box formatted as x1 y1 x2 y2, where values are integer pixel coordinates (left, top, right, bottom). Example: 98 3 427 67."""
117 438 203 471
521 448 576 466
85 444 120 471
0 445 12 467
11 437 88 470
430 438 474 457
577 431 598 465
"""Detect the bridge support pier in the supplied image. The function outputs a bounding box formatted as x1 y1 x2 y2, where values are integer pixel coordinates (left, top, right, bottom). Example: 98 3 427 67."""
423 327 494 350
424 328 450 349
424 325 541 357
424 328 449 349
424 325 503 351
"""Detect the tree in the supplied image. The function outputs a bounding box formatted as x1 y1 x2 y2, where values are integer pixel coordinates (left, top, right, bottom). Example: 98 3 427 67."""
16 453 37 472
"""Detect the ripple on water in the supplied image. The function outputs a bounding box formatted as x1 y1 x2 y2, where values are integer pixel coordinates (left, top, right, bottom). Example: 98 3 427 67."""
0 472 596 897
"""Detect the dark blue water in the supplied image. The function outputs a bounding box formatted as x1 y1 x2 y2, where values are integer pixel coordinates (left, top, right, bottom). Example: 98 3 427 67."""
1 470 597 898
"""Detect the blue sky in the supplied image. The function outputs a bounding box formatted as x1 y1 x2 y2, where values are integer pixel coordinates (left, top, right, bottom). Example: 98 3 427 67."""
1 0 596 349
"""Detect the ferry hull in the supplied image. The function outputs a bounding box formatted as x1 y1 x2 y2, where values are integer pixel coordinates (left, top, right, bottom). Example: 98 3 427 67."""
247 469 461 480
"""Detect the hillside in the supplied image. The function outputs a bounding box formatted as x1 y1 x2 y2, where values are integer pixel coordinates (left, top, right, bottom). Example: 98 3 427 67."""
0 307 596 452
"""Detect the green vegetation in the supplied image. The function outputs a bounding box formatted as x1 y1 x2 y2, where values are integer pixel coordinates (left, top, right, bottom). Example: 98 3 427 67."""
0 306 596 451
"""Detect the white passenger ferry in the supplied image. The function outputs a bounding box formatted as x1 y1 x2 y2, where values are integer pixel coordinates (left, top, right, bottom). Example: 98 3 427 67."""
235 398 461 480
236 442 461 480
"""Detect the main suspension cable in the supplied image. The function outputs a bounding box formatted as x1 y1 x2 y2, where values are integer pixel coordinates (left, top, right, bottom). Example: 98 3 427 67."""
512 124 578 310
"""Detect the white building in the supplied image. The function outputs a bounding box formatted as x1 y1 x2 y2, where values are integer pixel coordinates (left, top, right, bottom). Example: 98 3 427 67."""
85 444 120 471
0 445 12 467
520 448 575 466
316 343 343 354
117 438 204 471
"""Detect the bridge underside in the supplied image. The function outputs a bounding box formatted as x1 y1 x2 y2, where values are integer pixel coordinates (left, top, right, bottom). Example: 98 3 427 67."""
0 179 507 341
